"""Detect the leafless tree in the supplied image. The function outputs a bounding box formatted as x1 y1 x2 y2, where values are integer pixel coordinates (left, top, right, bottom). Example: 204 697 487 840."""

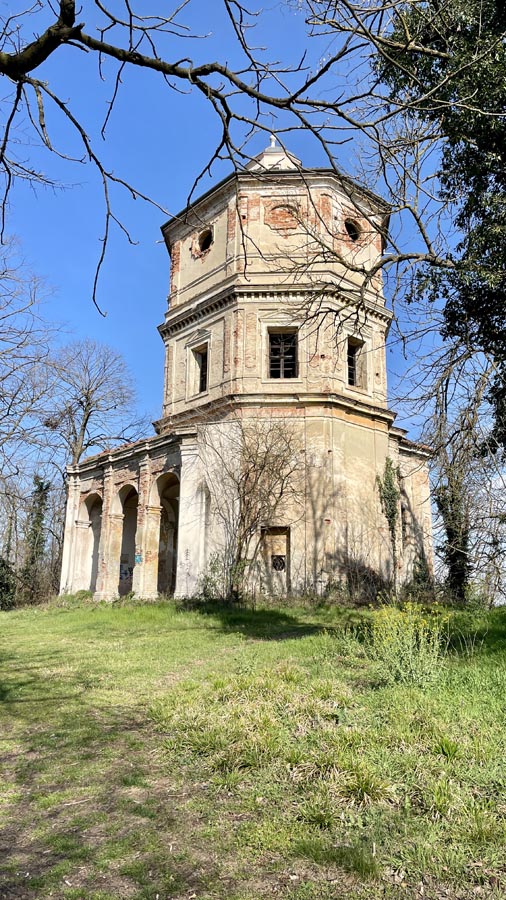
41 337 148 467
393 321 506 604
2 1 503 601
0 320 147 594
0 241 52 487
434 365 506 605
199 414 303 601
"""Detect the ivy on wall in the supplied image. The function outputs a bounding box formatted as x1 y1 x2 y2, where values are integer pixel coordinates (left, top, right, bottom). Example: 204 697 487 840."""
377 457 401 575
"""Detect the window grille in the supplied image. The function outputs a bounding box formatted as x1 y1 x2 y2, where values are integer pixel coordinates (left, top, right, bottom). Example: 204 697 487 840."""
269 332 297 378
195 347 208 393
347 338 364 387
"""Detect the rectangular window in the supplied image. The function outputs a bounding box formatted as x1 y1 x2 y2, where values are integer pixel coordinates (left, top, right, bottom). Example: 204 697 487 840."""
194 346 208 394
269 331 297 379
261 526 291 593
347 338 364 388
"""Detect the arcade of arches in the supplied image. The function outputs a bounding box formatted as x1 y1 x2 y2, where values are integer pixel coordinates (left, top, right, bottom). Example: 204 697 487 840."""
60 435 204 600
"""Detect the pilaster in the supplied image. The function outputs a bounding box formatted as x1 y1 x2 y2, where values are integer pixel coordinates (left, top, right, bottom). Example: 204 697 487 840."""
94 465 122 601
174 439 203 597
72 520 92 592
132 454 161 599
134 505 162 599
59 474 81 594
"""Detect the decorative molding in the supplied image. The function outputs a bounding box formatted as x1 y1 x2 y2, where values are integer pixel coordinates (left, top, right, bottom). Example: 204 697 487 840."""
185 327 212 348
155 390 398 431
159 284 391 342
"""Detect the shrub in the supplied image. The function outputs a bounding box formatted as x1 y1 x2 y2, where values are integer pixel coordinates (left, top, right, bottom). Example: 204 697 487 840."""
400 552 435 605
368 602 448 686
0 556 16 609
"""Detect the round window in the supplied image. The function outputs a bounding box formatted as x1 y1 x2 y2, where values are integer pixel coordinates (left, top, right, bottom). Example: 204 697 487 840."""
198 228 213 252
272 555 286 572
344 219 361 242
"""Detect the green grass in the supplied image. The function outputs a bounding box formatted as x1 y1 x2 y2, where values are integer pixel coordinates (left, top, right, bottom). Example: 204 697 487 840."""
1 597 506 898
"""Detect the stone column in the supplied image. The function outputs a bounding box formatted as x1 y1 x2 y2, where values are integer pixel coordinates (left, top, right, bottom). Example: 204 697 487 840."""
131 456 161 600
94 464 122 602
174 440 203 598
59 473 81 594
132 500 162 601
72 520 92 592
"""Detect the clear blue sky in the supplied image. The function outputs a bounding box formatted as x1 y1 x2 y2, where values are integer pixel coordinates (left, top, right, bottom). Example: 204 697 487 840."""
9 1 417 429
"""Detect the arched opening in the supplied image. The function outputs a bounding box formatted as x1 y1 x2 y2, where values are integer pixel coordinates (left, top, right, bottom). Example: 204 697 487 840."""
344 218 361 242
151 473 179 595
88 495 102 592
76 493 102 592
198 227 213 253
118 485 138 596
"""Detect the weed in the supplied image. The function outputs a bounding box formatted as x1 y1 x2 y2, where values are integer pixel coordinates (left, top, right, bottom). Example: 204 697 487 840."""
298 787 341 829
436 734 459 761
368 602 448 685
344 766 390 805
429 775 456 818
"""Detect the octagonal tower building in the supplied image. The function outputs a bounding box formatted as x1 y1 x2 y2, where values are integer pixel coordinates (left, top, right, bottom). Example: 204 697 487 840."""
60 140 432 601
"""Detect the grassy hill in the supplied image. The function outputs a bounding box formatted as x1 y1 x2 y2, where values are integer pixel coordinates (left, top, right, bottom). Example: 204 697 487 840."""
1 598 505 899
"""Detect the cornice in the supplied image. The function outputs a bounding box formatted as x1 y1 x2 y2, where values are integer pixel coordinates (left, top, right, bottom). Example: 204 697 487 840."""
67 428 197 477
155 391 397 432
161 168 390 242
158 288 237 338
158 283 393 339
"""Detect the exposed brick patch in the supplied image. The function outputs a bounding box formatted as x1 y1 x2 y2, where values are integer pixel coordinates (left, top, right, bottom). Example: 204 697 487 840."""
232 309 243 387
227 201 236 241
319 193 332 223
248 194 261 223
223 317 231 376
169 241 180 295
264 202 299 233
245 313 257 369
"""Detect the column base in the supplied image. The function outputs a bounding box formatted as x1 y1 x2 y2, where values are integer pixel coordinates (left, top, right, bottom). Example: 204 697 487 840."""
93 591 117 603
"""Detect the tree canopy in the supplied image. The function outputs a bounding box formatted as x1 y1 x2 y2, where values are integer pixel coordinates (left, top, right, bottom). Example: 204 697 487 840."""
376 0 506 439
1 0 505 335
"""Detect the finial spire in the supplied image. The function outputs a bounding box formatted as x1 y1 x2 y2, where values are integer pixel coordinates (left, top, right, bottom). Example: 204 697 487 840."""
269 134 277 149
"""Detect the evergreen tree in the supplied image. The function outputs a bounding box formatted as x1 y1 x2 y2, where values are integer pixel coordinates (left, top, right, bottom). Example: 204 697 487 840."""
0 558 15 610
20 476 50 604
0 515 15 609
379 0 506 441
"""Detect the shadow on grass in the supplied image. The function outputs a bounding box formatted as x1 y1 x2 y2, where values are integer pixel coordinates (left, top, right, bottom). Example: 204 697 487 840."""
293 833 379 879
181 601 334 641
0 664 218 900
0 648 82 708
447 606 506 658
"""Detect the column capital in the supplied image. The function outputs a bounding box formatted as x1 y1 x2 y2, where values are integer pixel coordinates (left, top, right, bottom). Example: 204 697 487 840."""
180 438 198 459
139 452 151 466
145 505 162 517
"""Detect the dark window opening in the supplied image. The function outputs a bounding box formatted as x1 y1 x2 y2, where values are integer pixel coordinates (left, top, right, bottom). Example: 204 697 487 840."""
198 228 213 253
269 331 297 379
347 339 363 387
272 555 286 572
195 347 208 393
344 219 361 242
